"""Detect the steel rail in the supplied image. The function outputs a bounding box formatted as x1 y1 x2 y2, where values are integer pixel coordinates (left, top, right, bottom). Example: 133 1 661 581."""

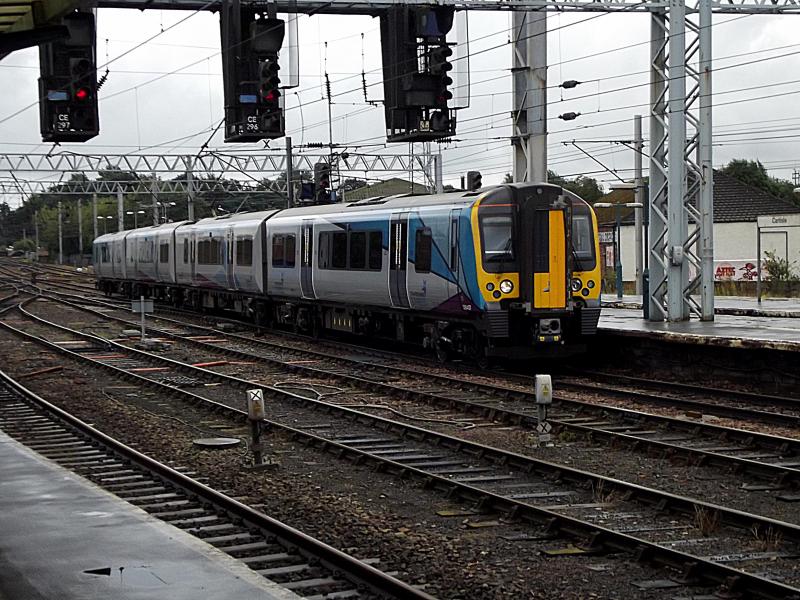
32 290 800 489
563 368 800 410
0 354 435 600
6 297 800 600
60 278 800 428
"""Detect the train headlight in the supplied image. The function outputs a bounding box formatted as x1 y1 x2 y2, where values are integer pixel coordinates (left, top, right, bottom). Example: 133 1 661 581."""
571 278 583 292
587 280 595 289
499 279 514 294
486 283 495 291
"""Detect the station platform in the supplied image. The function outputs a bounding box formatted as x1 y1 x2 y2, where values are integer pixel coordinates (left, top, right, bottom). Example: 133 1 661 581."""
602 293 800 318
0 429 299 600
598 299 800 353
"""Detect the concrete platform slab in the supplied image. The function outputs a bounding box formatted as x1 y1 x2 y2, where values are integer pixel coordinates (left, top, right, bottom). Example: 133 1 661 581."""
602 294 800 318
0 429 300 600
599 308 800 353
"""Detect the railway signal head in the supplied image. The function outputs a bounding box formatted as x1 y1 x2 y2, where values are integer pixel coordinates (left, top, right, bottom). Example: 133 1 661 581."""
39 11 99 142
314 161 331 203
466 171 482 191
428 44 453 108
258 57 281 107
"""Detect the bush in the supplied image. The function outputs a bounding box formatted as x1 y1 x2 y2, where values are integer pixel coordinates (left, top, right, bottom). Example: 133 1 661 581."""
763 250 799 283
12 238 36 253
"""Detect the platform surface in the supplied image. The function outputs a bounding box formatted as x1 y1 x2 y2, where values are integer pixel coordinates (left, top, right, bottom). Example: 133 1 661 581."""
602 293 800 318
599 307 800 352
0 429 299 600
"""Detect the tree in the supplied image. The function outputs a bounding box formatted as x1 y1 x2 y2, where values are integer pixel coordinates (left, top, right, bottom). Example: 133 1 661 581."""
721 159 797 205
547 170 604 202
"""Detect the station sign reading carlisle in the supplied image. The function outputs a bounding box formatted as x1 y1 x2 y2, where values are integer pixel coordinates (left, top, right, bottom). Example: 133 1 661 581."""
757 214 800 229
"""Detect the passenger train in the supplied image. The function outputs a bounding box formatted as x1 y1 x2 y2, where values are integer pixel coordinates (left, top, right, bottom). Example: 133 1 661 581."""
94 182 602 362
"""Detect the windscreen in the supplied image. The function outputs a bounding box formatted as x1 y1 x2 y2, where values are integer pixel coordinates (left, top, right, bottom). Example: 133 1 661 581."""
571 204 596 271
479 197 516 273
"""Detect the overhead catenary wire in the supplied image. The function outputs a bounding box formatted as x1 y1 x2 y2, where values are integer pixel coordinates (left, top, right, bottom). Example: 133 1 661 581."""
3 8 799 186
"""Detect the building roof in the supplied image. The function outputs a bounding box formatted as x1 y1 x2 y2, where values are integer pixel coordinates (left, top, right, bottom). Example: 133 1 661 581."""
712 171 799 222
344 178 430 201
596 170 799 226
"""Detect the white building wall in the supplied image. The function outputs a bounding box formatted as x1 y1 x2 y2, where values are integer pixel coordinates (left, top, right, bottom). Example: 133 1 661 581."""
617 220 800 281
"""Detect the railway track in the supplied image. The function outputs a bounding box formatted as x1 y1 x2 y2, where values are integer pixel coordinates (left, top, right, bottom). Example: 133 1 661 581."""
31 291 800 496
32 272 800 429
4 295 800 599
0 365 432 600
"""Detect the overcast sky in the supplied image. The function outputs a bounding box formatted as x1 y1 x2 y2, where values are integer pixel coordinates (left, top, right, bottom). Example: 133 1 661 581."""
1 5 799 208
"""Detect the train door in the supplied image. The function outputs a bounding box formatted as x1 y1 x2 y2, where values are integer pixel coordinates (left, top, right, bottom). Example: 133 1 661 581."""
226 226 235 288
300 219 315 299
532 207 569 309
389 212 409 309
447 208 461 300
190 231 197 283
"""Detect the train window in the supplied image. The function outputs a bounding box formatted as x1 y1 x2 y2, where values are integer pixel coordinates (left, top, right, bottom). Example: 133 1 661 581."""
271 234 295 268
139 241 154 264
415 228 432 273
332 232 347 269
449 214 459 273
368 231 382 270
287 235 296 267
236 238 253 266
479 208 516 273
198 238 222 265
572 209 596 271
212 239 222 264
183 239 188 263
318 232 331 269
272 235 285 267
197 240 206 264
349 232 366 270
101 245 109 263
159 242 169 264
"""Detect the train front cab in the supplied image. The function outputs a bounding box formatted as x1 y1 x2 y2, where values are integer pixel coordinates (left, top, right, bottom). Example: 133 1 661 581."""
471 183 601 358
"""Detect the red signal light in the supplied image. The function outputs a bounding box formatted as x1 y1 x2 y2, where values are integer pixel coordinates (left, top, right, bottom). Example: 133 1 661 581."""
75 87 90 101
264 90 276 102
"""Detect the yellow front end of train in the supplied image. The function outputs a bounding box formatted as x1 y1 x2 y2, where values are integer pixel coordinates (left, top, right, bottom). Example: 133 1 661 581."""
469 183 601 358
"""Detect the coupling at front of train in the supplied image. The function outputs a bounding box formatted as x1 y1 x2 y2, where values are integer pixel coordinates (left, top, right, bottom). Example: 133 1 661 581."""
93 182 601 364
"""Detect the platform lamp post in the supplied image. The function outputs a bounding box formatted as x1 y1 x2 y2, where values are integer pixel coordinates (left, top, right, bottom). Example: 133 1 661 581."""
97 215 114 234
126 210 145 229
593 200 644 300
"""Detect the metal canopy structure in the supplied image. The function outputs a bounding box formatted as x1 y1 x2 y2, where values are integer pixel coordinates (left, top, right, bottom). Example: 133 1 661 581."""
0 151 438 200
0 151 431 176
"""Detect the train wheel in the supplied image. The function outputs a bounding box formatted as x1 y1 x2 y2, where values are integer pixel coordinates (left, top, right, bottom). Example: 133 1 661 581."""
473 339 491 370
434 340 450 364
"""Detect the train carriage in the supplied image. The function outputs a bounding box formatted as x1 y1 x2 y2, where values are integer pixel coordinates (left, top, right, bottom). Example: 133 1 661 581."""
94 182 602 362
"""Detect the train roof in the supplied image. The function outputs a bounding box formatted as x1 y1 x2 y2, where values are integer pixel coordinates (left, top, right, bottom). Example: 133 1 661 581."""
270 182 572 219
93 183 577 243
190 209 280 227
272 186 494 219
93 221 191 245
